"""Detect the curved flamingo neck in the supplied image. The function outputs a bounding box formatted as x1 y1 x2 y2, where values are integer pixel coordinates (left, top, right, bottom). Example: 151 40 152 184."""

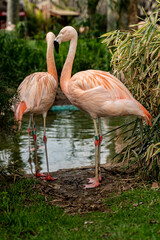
60 34 78 93
47 38 58 85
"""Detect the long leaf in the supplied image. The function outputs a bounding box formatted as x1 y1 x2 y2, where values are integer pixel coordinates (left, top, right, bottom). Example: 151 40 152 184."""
128 37 135 58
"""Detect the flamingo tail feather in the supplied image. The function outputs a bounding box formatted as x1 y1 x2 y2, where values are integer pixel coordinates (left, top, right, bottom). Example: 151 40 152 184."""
138 103 152 126
14 101 27 123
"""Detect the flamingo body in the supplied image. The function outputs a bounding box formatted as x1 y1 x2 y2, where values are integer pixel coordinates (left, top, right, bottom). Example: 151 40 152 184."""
15 72 57 121
65 69 151 125
14 32 58 180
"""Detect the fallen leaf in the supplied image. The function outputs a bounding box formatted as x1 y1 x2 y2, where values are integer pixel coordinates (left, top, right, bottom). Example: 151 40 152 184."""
150 219 158 224
84 221 94 225
74 228 78 231
133 203 138 207
151 182 159 189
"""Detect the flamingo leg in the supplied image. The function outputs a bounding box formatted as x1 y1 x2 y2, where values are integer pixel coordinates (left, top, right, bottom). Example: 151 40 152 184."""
32 115 38 174
41 115 56 181
28 114 33 174
84 119 100 188
18 120 22 132
32 115 45 178
28 114 32 158
98 118 102 182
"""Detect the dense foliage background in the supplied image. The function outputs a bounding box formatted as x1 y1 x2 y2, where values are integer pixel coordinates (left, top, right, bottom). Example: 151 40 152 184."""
101 9 160 179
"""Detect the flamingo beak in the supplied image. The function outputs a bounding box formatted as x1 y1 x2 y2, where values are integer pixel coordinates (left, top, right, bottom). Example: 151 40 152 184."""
54 40 59 53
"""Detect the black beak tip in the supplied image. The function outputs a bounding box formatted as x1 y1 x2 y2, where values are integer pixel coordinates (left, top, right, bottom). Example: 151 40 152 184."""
54 40 59 53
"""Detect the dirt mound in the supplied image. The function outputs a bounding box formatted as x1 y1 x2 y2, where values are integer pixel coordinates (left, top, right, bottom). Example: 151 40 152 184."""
31 163 138 215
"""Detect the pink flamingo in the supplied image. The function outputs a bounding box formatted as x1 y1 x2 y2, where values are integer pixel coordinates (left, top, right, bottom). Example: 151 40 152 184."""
14 32 58 180
54 26 152 188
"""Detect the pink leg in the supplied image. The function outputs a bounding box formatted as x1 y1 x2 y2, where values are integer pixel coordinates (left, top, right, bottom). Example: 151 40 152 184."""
96 118 102 181
87 134 102 184
84 119 101 189
41 116 56 181
28 115 32 161
31 116 46 178
27 116 34 174
41 135 56 181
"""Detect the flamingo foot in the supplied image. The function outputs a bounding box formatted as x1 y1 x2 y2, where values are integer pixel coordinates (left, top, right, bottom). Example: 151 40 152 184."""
35 171 46 177
84 180 100 189
87 176 102 184
41 175 57 181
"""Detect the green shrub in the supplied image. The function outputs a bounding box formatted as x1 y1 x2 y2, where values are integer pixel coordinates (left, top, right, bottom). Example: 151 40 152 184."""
0 31 46 87
101 9 160 179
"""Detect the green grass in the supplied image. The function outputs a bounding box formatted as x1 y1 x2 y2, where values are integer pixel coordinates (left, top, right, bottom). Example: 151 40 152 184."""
0 178 160 240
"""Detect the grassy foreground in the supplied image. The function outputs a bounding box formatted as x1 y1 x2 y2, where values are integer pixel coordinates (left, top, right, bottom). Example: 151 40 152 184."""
0 178 160 240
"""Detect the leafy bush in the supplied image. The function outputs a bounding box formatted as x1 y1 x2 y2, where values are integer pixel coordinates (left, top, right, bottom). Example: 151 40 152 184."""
0 31 47 87
101 9 160 179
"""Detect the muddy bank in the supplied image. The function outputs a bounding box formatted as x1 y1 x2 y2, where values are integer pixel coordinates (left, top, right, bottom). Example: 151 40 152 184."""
28 163 140 215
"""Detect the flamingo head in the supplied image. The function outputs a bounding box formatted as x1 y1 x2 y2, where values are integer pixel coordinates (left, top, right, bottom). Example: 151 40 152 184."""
46 32 56 43
54 26 78 53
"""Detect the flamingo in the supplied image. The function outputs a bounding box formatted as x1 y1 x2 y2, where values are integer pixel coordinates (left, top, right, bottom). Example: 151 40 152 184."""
54 26 152 188
14 32 58 180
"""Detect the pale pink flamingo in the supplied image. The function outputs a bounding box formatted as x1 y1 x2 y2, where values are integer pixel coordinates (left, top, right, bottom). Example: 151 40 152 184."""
54 26 152 188
14 32 58 180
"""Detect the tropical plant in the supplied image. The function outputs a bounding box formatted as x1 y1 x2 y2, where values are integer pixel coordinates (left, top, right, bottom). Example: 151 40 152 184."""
101 7 160 179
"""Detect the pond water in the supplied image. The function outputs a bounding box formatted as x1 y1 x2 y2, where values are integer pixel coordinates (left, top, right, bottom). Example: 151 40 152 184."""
0 109 134 175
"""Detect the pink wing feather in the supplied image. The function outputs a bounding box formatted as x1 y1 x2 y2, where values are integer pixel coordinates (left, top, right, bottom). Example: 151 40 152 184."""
69 70 152 125
15 72 57 121
72 70 134 100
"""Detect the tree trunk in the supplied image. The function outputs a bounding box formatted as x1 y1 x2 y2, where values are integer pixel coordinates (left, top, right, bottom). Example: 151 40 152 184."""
7 0 19 25
87 0 100 27
87 0 99 16
128 0 138 27
118 0 138 30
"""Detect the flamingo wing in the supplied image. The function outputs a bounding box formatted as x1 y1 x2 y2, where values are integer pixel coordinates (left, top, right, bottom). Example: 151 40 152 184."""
15 72 57 121
71 70 134 101
18 72 57 109
68 70 152 124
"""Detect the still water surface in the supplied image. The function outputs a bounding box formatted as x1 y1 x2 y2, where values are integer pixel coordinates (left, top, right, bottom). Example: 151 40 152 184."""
0 109 133 174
